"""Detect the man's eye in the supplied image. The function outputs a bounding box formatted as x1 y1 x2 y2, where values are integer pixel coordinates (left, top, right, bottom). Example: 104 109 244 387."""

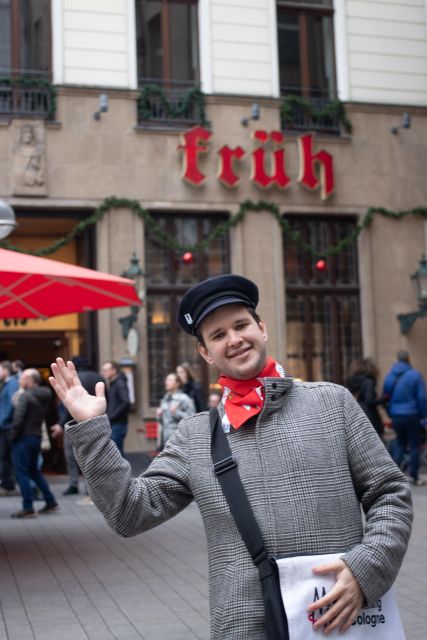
236 323 248 330
213 332 224 340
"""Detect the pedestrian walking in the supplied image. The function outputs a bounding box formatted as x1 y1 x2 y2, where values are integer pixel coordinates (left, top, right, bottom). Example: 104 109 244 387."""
101 361 130 456
156 372 195 447
10 368 58 518
0 360 19 495
176 362 207 412
346 357 384 438
49 274 413 639
51 356 104 495
383 350 427 486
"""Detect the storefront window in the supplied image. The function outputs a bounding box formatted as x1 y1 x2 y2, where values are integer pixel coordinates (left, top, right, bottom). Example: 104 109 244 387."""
145 213 229 405
277 1 336 99
283 216 361 384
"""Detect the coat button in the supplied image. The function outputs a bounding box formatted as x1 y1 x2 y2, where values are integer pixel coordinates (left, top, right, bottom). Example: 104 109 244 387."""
271 395 276 401
272 383 277 389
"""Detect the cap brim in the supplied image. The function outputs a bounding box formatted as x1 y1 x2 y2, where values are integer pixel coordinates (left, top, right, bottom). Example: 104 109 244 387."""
196 296 251 330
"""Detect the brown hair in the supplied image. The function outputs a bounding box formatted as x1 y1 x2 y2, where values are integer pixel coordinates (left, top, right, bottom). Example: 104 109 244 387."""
196 307 261 348
348 357 378 380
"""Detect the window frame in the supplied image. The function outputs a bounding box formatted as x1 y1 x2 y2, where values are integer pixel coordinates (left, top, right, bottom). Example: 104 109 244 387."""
3 0 52 78
136 0 199 86
277 0 336 99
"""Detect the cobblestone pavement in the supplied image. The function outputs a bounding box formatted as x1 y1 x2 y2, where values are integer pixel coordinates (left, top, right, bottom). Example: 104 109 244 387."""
0 472 425 640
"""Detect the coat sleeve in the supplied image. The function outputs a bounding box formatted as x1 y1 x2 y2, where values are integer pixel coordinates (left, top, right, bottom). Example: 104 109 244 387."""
65 414 193 537
11 394 28 440
340 387 413 605
174 396 196 421
1 379 19 427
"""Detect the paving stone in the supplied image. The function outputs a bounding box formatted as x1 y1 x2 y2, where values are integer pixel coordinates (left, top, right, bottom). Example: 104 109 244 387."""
0 473 425 640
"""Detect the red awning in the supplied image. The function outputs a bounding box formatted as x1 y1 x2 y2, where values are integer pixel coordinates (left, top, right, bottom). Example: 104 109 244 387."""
0 248 141 319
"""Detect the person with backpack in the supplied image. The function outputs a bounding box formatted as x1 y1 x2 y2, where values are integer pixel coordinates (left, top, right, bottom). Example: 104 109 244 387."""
383 350 427 486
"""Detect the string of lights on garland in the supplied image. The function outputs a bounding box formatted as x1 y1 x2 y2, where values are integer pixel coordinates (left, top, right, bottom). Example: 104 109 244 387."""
1 198 426 264
0 76 57 120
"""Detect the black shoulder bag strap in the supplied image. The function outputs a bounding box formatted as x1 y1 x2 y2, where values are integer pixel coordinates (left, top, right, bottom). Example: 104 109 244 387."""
209 408 289 640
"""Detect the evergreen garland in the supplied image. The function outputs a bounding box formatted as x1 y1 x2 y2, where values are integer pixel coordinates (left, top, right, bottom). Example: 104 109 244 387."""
138 84 208 126
281 96 353 134
0 76 57 120
1 197 426 259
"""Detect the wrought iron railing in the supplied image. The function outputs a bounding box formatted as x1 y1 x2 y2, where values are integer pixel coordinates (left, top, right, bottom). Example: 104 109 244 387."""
137 78 207 128
0 70 55 119
280 87 345 134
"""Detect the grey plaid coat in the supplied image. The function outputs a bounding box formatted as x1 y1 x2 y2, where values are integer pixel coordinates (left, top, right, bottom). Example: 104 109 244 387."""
66 378 413 639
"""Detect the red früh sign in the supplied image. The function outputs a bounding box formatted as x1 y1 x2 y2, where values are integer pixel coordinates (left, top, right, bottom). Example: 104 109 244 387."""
178 126 334 200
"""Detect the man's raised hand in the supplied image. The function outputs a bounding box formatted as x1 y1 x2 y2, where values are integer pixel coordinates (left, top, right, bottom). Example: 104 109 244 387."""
49 358 106 423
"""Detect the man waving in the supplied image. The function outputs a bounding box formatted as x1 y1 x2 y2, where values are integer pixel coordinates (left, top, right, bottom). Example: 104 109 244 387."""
50 274 412 639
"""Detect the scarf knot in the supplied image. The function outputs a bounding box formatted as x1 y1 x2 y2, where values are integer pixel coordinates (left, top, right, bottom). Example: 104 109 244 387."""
218 358 285 430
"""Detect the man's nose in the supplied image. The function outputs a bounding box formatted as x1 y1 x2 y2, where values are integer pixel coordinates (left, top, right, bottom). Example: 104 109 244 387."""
227 329 242 346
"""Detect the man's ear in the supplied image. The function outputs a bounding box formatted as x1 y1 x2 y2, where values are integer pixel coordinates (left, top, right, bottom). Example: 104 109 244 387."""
198 342 214 365
259 319 268 343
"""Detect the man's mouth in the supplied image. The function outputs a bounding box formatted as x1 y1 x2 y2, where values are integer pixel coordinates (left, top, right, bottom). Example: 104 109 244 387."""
228 346 251 359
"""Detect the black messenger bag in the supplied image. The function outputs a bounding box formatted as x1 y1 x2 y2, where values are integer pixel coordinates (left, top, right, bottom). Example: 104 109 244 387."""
209 408 289 640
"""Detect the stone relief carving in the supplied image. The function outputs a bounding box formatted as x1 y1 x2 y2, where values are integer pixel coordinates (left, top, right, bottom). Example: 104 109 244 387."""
12 121 47 196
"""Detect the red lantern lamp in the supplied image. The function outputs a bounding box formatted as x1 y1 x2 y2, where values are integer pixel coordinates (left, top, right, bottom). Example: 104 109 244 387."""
182 251 195 265
315 259 327 272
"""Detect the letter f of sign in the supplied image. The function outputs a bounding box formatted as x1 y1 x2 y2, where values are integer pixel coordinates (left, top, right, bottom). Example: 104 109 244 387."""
178 126 212 186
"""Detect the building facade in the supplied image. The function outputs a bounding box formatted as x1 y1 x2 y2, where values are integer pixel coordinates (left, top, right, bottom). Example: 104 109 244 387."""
1 0 426 451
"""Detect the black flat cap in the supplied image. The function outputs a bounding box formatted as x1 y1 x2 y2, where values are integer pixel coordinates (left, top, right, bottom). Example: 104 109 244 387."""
177 274 259 336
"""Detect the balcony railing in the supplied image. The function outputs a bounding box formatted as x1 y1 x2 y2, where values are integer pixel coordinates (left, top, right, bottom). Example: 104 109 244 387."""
280 87 350 135
137 78 207 128
0 71 55 119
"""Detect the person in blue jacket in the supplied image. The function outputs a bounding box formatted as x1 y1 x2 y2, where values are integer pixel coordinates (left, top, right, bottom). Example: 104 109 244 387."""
0 360 20 494
383 350 427 486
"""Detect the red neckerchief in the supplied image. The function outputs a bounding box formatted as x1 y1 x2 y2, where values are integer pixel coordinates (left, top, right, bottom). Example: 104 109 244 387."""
218 357 285 430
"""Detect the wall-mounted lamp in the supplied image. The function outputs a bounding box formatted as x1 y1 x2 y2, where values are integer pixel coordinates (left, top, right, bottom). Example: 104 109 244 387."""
0 200 17 239
390 112 411 135
93 93 109 121
118 252 146 339
397 255 427 333
241 102 260 127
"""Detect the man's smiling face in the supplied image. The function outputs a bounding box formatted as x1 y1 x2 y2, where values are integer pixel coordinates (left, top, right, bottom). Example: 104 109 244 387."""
197 304 268 380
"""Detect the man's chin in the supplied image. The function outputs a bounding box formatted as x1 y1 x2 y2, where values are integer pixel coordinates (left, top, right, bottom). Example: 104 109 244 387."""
226 360 266 380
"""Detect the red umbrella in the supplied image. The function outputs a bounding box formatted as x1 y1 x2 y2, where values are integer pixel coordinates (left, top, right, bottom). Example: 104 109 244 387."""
0 247 141 319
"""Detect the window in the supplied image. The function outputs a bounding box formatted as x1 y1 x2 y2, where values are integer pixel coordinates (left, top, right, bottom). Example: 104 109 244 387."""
145 214 229 405
136 0 200 126
283 217 361 384
0 0 52 118
277 1 336 99
0 0 51 75
136 0 198 84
